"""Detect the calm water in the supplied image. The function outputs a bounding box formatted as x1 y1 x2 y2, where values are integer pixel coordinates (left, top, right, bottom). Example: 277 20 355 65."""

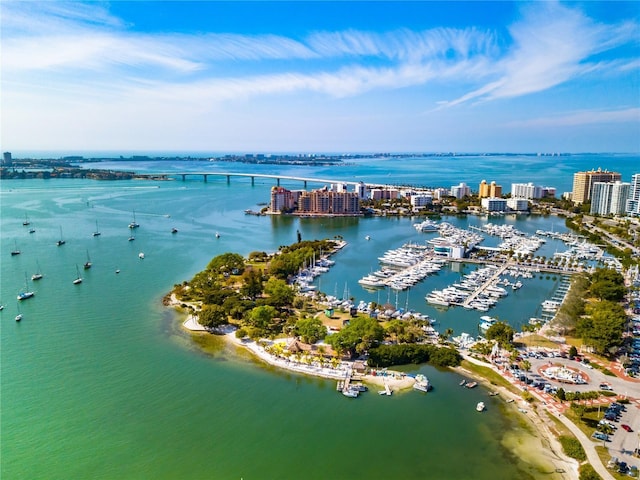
1 154 634 479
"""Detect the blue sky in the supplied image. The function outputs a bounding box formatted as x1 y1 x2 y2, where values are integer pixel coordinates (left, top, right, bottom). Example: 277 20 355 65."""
2 1 639 154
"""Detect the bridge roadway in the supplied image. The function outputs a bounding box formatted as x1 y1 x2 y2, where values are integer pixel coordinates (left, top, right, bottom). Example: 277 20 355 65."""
134 171 363 188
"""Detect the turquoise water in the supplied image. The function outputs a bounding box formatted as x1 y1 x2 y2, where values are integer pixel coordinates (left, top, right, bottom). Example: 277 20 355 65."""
0 156 627 479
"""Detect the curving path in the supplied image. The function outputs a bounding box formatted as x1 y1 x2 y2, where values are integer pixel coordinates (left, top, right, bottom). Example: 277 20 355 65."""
553 413 615 480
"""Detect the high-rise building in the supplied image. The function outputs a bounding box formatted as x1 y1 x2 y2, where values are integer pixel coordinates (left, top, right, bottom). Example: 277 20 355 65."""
478 180 502 198
590 181 630 216
2 152 11 164
450 182 471 199
511 182 546 199
571 168 621 205
297 189 360 215
626 174 640 216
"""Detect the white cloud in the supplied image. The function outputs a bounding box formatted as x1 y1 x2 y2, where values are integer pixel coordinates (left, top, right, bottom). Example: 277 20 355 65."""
505 107 640 128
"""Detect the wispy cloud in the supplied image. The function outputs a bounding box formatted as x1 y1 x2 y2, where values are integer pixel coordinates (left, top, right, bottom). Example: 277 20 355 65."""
505 107 640 128
3 0 636 106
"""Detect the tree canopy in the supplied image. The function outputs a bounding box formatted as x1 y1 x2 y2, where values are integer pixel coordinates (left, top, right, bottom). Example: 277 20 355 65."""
576 300 627 355
294 317 327 344
484 321 515 348
325 317 384 357
198 304 228 329
207 253 245 275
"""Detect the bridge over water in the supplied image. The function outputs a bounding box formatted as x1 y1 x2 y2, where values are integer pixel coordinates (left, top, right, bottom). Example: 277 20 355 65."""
134 172 364 188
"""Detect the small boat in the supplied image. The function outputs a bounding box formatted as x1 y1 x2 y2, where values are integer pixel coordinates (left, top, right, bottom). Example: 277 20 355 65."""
128 235 135 242
476 402 485 412
413 374 430 393
29 227 36 234
342 388 359 398
84 250 92 269
171 228 178 234
11 240 21 256
73 265 83 284
0 304 4 311
465 382 478 389
31 261 43 280
459 379 467 386
17 273 35 301
115 269 121 274
365 235 371 241
128 210 140 229
489 392 499 397
215 232 220 238
56 226 66 246
138 252 145 259
93 220 101 237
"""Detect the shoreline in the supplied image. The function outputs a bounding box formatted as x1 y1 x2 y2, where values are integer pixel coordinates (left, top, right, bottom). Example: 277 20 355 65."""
181 310 580 479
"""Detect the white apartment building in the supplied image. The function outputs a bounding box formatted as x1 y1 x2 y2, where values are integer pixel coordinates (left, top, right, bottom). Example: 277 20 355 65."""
626 174 640 216
591 181 631 215
481 197 507 212
450 182 471 199
506 198 529 211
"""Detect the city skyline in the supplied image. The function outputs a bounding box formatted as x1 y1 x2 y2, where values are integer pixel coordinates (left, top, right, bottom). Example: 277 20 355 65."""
2 1 639 154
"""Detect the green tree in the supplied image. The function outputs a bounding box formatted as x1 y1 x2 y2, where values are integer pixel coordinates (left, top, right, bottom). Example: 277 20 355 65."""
207 252 245 275
520 359 531 372
485 321 515 348
263 277 294 308
240 268 263 299
326 317 384 357
247 305 277 330
576 301 627 355
294 317 327 344
198 304 227 328
568 345 578 358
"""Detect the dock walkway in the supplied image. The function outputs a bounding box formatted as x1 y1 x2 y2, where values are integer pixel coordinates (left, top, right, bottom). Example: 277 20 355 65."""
460 262 511 308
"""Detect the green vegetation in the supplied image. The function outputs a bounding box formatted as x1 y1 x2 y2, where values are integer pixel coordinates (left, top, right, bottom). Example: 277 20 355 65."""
558 435 587 461
484 321 515 348
578 463 602 480
576 301 627 355
325 317 385 357
367 344 461 368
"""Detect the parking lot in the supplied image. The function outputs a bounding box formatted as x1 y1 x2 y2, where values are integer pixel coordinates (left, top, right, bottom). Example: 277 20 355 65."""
501 349 640 472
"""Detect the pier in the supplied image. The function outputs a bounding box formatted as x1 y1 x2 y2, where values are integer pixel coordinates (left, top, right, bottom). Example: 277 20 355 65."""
459 262 511 308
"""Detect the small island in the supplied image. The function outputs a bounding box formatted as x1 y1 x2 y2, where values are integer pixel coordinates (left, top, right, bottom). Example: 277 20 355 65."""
166 238 462 394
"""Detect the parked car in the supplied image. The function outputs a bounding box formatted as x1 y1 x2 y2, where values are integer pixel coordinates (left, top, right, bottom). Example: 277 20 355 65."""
621 424 633 432
593 431 609 441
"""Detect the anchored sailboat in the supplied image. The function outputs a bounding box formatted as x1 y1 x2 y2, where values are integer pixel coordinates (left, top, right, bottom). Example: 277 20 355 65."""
17 273 35 300
56 226 66 246
93 220 101 237
15 302 22 322
128 210 140 229
84 250 92 269
32 261 43 280
73 265 83 284
11 240 21 256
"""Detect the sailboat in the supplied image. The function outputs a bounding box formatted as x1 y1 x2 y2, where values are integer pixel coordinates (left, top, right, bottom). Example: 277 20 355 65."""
73 265 83 284
93 220 101 237
17 273 35 300
31 261 44 280
56 226 66 246
11 240 21 256
22 213 30 226
128 234 135 241
128 210 140 229
84 250 92 269
15 302 22 322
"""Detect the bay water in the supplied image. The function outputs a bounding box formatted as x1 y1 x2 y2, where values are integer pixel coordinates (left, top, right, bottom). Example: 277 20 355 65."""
1 154 636 479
